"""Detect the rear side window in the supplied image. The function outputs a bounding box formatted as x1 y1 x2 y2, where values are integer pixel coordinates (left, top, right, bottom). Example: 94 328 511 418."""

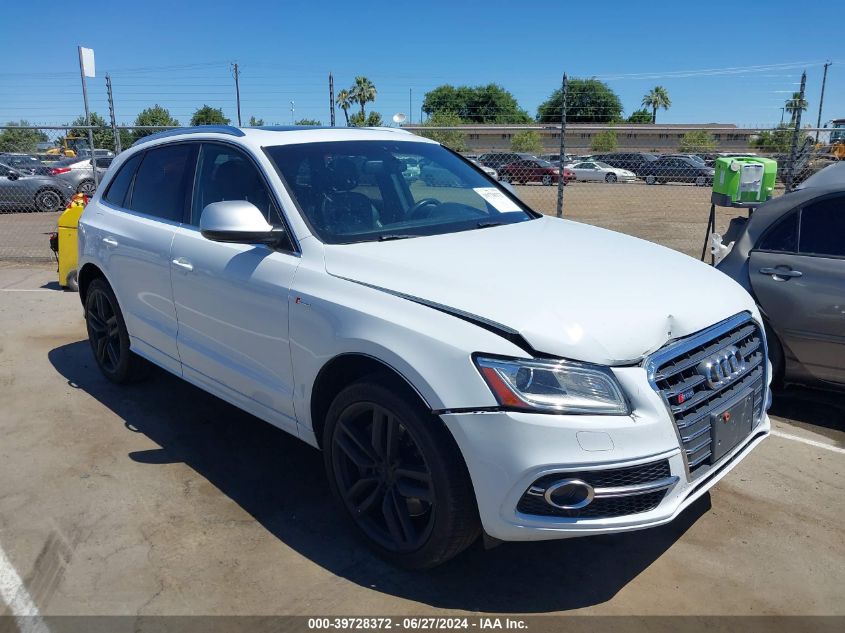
758 211 798 252
799 195 845 257
103 153 142 208
129 144 195 222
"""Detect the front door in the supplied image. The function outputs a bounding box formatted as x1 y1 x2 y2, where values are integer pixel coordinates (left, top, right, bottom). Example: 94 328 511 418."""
169 142 300 433
749 193 845 384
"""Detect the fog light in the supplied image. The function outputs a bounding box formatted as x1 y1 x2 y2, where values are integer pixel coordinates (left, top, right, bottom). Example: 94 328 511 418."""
544 479 595 510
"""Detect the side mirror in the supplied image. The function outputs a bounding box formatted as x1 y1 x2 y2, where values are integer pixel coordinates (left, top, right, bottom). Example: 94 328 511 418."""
200 200 283 245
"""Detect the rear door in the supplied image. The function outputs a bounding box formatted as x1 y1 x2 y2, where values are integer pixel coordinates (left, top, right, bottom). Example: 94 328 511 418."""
97 143 197 373
749 193 845 384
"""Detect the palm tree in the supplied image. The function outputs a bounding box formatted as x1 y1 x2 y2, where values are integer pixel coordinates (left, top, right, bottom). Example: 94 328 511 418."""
642 86 672 124
784 91 808 125
335 89 353 126
349 76 377 118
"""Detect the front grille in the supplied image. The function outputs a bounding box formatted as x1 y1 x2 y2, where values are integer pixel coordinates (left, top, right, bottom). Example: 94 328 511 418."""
647 314 765 478
516 460 671 519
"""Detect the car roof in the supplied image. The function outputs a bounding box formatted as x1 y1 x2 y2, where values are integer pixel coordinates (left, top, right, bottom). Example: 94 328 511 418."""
130 125 428 151
795 162 845 190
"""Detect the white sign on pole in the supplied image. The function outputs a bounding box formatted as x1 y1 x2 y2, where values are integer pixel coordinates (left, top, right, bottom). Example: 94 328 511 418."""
80 47 95 77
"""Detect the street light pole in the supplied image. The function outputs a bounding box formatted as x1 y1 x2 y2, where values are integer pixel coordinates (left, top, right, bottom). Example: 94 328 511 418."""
816 61 831 141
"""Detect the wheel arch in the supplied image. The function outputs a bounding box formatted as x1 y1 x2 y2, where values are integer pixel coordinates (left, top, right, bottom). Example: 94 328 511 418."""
310 353 434 449
77 262 108 308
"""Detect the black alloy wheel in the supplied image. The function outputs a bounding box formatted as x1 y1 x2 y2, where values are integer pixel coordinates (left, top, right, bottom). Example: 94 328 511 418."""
331 401 436 553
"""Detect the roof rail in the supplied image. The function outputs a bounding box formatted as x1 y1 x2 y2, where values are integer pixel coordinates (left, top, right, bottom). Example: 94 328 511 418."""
130 125 245 147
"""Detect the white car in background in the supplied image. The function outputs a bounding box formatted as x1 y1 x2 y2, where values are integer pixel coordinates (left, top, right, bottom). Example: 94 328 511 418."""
77 125 770 569
569 160 636 183
470 158 498 180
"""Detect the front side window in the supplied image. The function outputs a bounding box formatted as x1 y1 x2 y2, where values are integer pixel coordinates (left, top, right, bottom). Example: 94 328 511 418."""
799 195 845 257
192 143 281 226
266 140 535 244
129 144 195 222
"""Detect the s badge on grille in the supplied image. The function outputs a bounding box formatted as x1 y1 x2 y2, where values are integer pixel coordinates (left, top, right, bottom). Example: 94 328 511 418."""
697 345 746 389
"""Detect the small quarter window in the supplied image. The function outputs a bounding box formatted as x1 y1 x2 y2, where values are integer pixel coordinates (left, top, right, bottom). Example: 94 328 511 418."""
758 211 798 253
103 153 142 208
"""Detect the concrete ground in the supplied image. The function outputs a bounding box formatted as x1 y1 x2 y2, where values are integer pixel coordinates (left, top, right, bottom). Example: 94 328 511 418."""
0 262 843 619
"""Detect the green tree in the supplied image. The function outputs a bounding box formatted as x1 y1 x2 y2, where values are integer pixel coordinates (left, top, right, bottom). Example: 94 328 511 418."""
295 118 321 126
133 105 180 140
627 108 652 123
415 111 467 151
190 105 230 126
248 116 265 126
591 129 618 152
642 86 671 123
349 111 384 127
335 89 353 126
511 130 542 153
349 76 377 118
69 113 131 152
784 92 808 125
750 124 809 153
678 130 716 153
537 78 623 123
422 84 532 124
0 120 48 152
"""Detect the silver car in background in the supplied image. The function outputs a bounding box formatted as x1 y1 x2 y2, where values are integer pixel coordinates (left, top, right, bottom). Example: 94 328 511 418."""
717 179 845 389
48 156 112 196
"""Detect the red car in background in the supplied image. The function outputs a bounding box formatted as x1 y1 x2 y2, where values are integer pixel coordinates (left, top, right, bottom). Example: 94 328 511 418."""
499 158 575 185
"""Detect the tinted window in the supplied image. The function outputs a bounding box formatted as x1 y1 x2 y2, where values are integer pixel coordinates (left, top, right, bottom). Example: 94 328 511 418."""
192 143 280 226
799 195 845 257
758 211 798 252
129 144 195 222
103 153 142 208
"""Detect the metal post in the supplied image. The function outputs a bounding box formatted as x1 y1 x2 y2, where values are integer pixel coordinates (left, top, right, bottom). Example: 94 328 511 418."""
77 46 98 188
409 88 412 125
329 73 335 127
816 61 831 142
232 63 242 127
290 101 295 125
555 73 568 218
105 74 121 154
785 71 807 193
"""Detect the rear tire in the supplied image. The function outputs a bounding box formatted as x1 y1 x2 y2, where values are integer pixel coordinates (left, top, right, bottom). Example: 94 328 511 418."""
85 279 150 384
541 174 553 186
34 188 64 212
645 174 656 185
323 375 481 569
77 179 96 196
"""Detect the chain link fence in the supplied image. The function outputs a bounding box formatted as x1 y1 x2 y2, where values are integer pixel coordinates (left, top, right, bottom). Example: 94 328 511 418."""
0 122 839 261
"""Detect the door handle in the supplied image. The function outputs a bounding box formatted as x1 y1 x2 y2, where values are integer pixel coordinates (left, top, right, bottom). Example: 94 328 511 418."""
171 257 194 272
101 237 119 248
759 267 802 279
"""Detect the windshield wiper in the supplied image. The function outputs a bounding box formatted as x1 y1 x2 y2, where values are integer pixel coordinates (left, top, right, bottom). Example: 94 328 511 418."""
378 234 417 241
477 221 504 229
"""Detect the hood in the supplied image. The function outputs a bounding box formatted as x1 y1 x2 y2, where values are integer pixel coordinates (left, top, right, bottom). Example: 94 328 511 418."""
323 217 757 365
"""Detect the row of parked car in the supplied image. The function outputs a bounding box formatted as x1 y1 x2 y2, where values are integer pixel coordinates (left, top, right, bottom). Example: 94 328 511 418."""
0 152 113 213
466 151 736 186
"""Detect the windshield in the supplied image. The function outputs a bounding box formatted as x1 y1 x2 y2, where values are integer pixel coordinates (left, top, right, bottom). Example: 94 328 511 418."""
266 140 536 244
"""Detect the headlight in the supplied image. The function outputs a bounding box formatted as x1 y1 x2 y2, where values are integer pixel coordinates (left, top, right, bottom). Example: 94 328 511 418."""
474 356 629 415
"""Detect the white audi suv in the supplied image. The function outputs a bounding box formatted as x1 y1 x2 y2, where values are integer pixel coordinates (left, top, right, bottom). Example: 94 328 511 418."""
77 125 771 568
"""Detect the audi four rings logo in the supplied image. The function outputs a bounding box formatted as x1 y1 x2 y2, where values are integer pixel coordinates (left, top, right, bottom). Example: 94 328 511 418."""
697 345 746 388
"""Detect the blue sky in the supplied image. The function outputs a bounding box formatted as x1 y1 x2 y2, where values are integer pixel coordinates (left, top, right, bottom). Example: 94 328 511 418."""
2 0 842 128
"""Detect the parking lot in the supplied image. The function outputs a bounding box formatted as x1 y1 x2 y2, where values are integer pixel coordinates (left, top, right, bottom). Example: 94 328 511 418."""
1 182 843 620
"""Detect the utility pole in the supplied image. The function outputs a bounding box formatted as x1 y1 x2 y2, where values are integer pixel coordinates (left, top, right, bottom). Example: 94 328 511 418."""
409 88 412 125
786 71 807 193
105 74 121 154
232 62 242 126
290 101 295 125
329 73 335 127
555 73 568 218
816 61 831 141
77 46 98 188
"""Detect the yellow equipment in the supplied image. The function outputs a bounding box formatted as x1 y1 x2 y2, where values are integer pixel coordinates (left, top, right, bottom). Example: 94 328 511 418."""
45 135 90 158
55 194 87 290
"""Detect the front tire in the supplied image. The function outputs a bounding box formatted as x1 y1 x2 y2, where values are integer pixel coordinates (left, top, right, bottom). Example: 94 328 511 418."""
323 375 480 569
77 179 96 196
85 279 150 383
605 173 617 183
645 174 656 185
